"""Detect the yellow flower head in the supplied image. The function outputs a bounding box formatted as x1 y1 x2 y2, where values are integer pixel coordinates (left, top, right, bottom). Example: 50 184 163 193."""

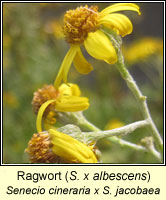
32 83 89 117
34 83 89 133
25 130 97 163
26 95 97 164
122 37 163 64
54 3 141 88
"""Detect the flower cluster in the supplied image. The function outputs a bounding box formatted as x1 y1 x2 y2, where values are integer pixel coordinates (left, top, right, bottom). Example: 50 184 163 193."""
26 3 141 164
27 82 98 163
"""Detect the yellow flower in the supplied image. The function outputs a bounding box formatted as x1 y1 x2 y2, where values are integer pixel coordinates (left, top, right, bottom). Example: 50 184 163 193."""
54 3 141 88
105 119 124 130
26 95 97 164
25 130 97 163
32 83 89 117
34 83 89 133
123 37 163 64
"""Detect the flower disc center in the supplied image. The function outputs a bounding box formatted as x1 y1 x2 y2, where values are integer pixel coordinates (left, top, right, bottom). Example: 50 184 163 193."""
63 5 99 44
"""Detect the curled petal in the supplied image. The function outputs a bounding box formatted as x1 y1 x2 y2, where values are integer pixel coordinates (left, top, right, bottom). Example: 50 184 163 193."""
59 83 81 97
56 95 89 112
84 30 117 64
54 45 79 89
73 47 93 74
49 129 98 163
36 100 56 133
100 3 141 17
98 13 133 37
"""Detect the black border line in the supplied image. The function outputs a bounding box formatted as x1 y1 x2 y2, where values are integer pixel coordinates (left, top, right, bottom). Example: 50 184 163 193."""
1 0 165 167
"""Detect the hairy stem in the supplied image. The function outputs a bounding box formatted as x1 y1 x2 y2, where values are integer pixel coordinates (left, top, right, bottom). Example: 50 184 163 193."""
56 112 161 162
83 120 149 143
115 50 163 155
103 29 163 155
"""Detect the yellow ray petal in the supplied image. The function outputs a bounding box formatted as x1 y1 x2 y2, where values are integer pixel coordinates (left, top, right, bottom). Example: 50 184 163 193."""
84 30 117 64
100 3 141 17
59 83 81 97
49 129 97 163
58 83 73 96
69 83 81 96
54 45 79 89
73 47 93 74
98 13 133 37
36 99 56 133
56 95 89 112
